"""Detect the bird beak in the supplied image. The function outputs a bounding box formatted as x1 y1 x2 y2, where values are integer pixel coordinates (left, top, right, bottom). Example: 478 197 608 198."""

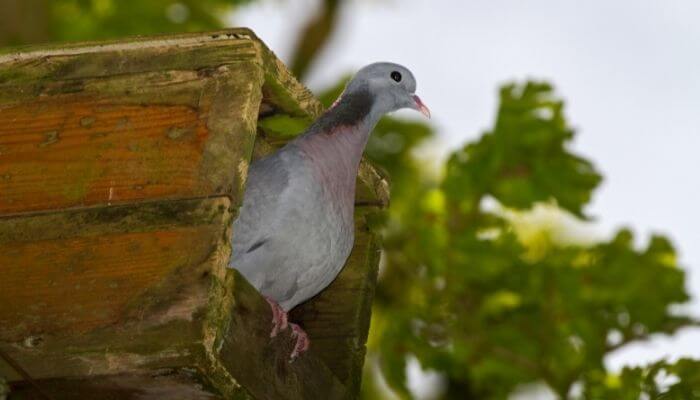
412 94 431 119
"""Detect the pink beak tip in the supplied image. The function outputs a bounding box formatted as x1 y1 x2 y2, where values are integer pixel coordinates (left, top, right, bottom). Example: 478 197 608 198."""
412 94 431 119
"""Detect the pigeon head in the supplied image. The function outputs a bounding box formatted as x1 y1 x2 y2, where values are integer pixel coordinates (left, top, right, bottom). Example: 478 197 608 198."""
345 62 430 119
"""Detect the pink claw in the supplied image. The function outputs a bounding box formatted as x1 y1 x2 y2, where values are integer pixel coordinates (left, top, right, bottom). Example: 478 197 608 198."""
289 323 310 362
265 297 288 338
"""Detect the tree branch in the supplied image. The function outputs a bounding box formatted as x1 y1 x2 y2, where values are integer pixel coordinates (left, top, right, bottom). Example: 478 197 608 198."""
288 0 342 81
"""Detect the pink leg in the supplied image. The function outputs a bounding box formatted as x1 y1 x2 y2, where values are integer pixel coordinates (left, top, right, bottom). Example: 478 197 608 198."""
264 297 288 338
289 323 310 362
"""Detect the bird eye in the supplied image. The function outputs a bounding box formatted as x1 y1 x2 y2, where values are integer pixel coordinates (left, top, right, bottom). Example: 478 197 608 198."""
390 71 402 82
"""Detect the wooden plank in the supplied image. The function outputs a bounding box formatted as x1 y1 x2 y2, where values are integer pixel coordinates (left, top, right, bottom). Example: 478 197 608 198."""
0 32 258 85
0 52 261 215
8 371 228 400
1 229 211 335
0 198 231 379
255 45 324 119
0 100 209 215
0 29 256 59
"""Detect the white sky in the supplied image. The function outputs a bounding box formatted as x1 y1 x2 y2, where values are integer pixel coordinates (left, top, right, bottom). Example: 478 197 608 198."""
230 0 700 379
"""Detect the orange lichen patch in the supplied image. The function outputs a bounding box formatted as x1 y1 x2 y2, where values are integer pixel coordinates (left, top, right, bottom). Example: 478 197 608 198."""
0 227 216 341
0 97 210 214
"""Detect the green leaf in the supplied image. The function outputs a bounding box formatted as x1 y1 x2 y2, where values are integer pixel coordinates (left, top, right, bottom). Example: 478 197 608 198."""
257 115 312 139
443 81 602 218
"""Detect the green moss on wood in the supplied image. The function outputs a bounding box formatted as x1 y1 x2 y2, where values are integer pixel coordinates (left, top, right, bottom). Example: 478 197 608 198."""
197 62 262 202
0 28 256 58
0 42 255 85
0 198 228 243
7 370 225 400
214 270 348 400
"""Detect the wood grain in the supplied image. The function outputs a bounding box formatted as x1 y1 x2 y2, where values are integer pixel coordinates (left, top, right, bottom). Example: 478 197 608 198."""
9 371 226 400
1 229 213 338
214 270 347 400
0 99 209 214
0 199 228 342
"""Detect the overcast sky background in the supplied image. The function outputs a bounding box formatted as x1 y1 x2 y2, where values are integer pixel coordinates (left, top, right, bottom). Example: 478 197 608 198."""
230 0 700 387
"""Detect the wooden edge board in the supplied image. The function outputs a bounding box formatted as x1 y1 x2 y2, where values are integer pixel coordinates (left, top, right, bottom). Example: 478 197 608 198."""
0 28 258 61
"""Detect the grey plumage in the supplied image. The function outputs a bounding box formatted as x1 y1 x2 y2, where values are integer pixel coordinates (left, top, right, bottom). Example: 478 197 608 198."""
229 62 429 314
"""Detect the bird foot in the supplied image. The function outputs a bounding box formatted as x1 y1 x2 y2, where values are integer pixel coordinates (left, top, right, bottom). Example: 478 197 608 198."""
265 297 288 338
263 298 309 361
289 323 310 362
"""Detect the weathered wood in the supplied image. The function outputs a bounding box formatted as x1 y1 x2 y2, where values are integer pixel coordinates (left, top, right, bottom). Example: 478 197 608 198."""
0 32 262 216
1 101 209 214
9 371 226 400
0 198 230 379
0 28 388 399
212 270 347 400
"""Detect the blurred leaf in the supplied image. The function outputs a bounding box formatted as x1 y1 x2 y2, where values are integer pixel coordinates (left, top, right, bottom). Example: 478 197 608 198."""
582 359 700 399
0 376 8 399
258 115 312 139
378 322 412 399
0 0 254 46
443 82 602 218
288 0 342 80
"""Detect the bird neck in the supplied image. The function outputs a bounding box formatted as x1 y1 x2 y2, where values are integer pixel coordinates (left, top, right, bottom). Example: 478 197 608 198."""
297 87 380 166
307 86 381 134
295 116 373 178
294 89 380 194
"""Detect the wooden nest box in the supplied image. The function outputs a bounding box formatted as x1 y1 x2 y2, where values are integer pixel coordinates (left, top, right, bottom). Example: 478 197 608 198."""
0 28 388 400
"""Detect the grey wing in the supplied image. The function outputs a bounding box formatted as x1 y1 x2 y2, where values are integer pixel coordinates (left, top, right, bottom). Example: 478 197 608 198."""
229 152 290 285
